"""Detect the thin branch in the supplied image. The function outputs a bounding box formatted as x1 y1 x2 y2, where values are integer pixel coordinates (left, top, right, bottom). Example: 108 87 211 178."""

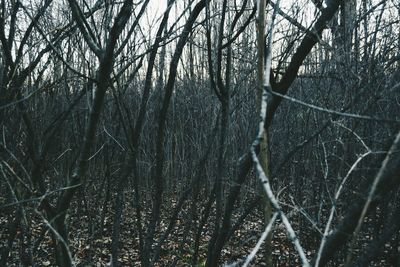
344 131 400 266
103 126 125 151
0 184 81 210
268 89 400 124
252 144 311 266
19 3 95 81
242 212 279 267
314 130 400 266
314 151 371 267
333 121 371 151
1 160 32 193
34 211 75 267
87 143 106 161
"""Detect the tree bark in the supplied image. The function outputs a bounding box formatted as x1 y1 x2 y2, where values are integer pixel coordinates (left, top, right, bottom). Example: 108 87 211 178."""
256 0 273 265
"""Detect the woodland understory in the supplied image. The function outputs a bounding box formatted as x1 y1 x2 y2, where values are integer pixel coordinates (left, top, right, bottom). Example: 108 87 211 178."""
1 0 400 266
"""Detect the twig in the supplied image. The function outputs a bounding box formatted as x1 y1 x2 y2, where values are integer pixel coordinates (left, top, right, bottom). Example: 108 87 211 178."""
344 131 400 266
333 121 370 151
1 160 32 193
88 143 106 160
103 126 125 151
0 184 81 210
19 2 94 81
53 148 72 163
268 89 400 124
314 151 371 267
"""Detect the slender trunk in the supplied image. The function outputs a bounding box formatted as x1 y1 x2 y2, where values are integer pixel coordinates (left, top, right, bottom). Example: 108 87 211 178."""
257 0 273 265
111 178 125 267
206 98 229 267
142 2 207 265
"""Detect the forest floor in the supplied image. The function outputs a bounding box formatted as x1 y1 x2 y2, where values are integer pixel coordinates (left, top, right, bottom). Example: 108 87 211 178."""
1 193 396 266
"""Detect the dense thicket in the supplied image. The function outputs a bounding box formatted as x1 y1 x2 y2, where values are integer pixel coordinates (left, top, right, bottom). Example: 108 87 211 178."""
0 0 399 266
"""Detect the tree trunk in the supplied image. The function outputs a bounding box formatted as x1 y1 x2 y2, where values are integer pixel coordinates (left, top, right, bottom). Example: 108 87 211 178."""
257 0 273 265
